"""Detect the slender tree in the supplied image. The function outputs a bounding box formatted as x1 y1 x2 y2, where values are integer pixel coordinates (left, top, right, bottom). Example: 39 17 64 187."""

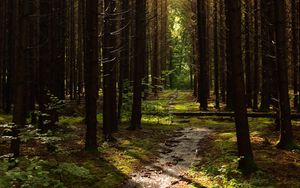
244 0 253 108
84 0 99 150
118 0 130 121
129 0 147 130
213 0 220 109
219 0 226 103
274 0 294 149
103 0 118 140
260 0 275 111
224 0 233 110
197 0 209 110
152 0 159 97
225 0 256 174
11 0 31 157
253 0 259 110
292 0 299 109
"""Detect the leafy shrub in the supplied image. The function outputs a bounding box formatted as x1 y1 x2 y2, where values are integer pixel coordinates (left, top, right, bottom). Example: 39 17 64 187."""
0 157 92 188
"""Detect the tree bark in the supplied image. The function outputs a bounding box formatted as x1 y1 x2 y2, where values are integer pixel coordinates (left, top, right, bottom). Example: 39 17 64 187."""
152 0 159 97
103 0 118 140
225 0 233 110
225 0 256 174
213 0 219 109
253 0 259 110
84 0 99 150
118 0 130 121
130 0 147 130
197 0 209 110
260 0 275 111
275 0 294 149
292 0 299 109
11 0 31 157
244 0 253 108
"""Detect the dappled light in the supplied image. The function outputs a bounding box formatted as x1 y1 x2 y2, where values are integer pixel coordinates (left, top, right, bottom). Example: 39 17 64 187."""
1 0 300 187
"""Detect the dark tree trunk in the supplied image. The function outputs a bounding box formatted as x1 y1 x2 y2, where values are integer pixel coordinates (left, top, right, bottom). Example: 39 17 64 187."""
253 0 259 111
274 0 294 149
213 0 219 109
11 0 31 157
4 0 14 114
152 0 159 97
130 0 147 130
52 0 66 100
103 0 118 140
225 0 256 174
225 0 233 110
197 0 209 110
77 0 84 101
298 0 300 112
70 0 76 100
118 0 130 121
244 0 253 108
219 0 226 103
0 1 4 110
84 0 99 150
292 0 299 109
260 0 275 112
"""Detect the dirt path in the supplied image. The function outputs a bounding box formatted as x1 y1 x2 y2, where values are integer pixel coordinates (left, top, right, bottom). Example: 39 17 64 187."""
120 127 211 188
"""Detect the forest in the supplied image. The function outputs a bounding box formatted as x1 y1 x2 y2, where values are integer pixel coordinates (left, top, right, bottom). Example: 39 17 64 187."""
0 0 300 187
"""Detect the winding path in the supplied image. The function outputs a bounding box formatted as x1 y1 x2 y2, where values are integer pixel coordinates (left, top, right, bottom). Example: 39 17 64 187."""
121 127 211 188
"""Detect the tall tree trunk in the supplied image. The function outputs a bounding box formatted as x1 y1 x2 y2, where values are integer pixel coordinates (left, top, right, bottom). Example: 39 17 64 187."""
0 1 4 110
197 0 209 110
77 0 84 101
4 0 14 114
225 0 233 110
130 0 147 130
11 0 31 157
244 0 253 108
118 0 130 121
84 0 99 150
213 0 219 109
292 0 299 109
225 0 256 174
275 0 294 149
260 0 275 111
152 0 159 97
219 0 226 103
253 0 259 110
298 0 300 112
103 0 118 140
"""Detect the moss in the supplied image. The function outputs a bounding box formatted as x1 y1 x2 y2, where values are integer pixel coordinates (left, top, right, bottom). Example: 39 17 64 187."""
59 116 83 126
0 114 12 124
97 114 103 122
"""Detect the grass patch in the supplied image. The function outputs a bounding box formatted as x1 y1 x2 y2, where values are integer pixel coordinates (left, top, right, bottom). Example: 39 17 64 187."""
187 116 300 188
0 114 12 124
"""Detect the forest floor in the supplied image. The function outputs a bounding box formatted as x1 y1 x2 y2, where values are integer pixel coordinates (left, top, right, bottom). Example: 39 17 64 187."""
1 90 300 188
120 91 300 188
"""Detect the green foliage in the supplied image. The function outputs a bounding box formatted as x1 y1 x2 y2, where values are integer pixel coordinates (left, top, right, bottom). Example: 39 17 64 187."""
45 92 65 113
59 116 83 126
0 157 92 188
17 124 69 153
201 158 273 188
0 115 12 124
168 0 194 89
120 80 133 121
